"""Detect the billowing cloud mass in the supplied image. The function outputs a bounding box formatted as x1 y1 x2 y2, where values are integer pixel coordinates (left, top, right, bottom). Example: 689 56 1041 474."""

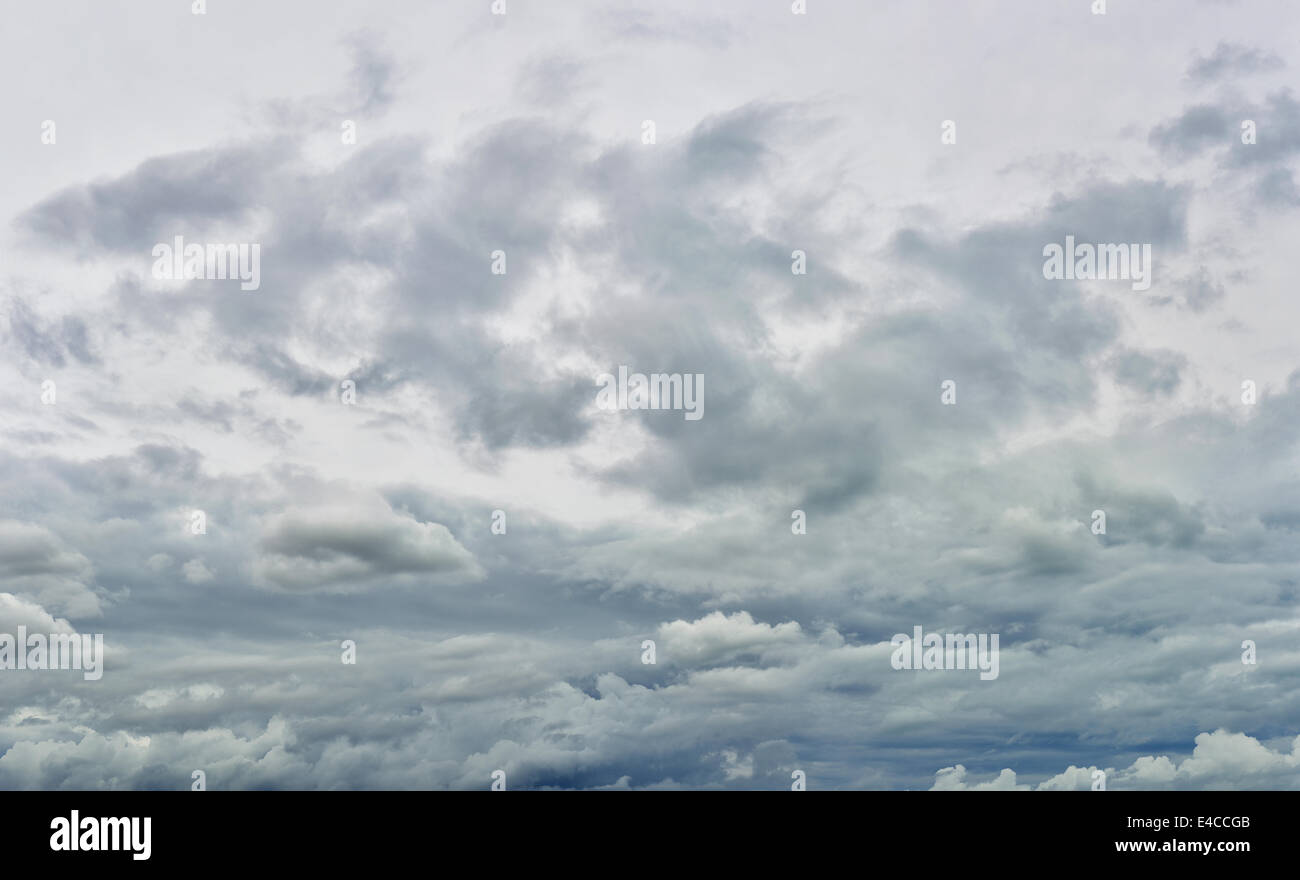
0 1 1298 789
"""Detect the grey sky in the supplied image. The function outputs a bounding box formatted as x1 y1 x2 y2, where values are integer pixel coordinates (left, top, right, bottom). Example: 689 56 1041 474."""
1 0 1299 790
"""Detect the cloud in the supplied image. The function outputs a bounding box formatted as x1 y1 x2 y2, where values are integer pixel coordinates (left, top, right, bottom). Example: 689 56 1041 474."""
18 139 293 254
1149 105 1233 158
931 765 1029 791
656 611 804 667
0 520 99 618
0 593 75 634
251 495 482 592
343 32 399 116
1109 348 1186 396
931 729 1300 790
1 0 1297 791
3 299 100 369
1148 90 1300 205
1186 43 1284 83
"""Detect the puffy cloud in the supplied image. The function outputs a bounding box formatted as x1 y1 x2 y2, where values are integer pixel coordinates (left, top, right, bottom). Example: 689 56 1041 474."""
251 495 482 591
0 593 75 634
932 766 1029 791
932 730 1300 791
656 611 804 667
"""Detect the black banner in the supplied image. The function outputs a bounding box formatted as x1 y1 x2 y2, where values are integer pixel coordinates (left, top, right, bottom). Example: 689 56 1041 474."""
0 792 1283 866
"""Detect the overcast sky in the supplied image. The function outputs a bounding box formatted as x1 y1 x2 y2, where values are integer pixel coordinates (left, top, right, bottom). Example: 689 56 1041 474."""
2 0 1299 790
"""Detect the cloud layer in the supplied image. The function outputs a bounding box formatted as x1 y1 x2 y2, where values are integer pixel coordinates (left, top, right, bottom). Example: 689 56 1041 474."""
1 0 1298 789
